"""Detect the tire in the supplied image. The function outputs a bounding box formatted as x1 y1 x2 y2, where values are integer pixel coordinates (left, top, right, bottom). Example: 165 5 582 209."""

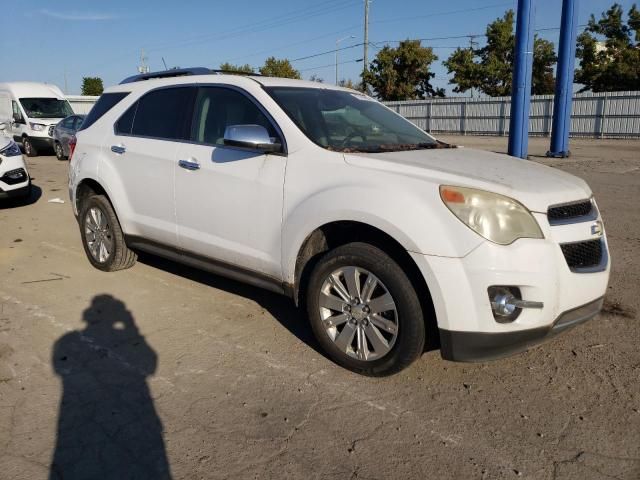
306 242 425 376
79 194 137 272
54 142 66 160
22 136 38 157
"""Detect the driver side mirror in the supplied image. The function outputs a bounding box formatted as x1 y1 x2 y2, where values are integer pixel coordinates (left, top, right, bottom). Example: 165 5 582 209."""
223 124 282 154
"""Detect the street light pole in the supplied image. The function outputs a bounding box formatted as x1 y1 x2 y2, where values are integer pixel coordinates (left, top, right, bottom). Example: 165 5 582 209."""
336 35 355 85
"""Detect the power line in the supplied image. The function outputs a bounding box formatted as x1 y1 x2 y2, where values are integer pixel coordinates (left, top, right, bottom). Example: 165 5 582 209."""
371 2 513 26
146 0 360 54
75 0 360 76
291 43 364 62
300 58 363 72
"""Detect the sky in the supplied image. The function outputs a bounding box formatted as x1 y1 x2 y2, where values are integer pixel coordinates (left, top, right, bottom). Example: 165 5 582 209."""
0 0 635 95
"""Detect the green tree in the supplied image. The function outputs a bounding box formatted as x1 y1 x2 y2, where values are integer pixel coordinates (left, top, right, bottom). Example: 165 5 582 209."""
338 79 357 89
444 10 557 96
219 62 255 74
259 57 301 79
575 3 640 92
81 77 104 96
362 40 444 101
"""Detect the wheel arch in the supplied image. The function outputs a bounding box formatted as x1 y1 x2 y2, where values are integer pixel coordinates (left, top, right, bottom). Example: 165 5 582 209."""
75 177 115 218
290 220 439 350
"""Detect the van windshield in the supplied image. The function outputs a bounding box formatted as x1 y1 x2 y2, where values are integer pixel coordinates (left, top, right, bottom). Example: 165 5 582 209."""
19 98 73 119
265 87 447 153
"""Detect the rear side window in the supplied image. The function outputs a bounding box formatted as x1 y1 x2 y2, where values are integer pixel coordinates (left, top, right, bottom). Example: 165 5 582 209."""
115 102 137 135
79 92 129 131
128 87 194 140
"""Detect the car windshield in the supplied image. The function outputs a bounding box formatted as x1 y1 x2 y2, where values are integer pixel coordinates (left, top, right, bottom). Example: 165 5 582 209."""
19 98 74 119
265 87 446 153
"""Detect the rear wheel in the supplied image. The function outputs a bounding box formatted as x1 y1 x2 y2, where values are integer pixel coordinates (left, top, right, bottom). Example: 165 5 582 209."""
54 142 66 160
79 194 137 272
306 242 425 376
22 136 38 157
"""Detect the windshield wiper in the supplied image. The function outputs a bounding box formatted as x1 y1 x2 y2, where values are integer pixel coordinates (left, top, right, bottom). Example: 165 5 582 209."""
329 140 457 153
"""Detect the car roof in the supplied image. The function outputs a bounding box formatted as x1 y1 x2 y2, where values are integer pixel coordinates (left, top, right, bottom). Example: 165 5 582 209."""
0 82 66 98
104 74 359 95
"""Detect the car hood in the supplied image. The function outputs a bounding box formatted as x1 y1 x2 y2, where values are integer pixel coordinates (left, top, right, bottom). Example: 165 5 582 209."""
29 118 62 126
344 147 591 212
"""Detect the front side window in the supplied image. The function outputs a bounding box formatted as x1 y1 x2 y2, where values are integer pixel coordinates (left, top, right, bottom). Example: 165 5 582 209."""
190 87 279 145
129 87 194 140
265 87 437 152
19 98 73 119
12 101 24 122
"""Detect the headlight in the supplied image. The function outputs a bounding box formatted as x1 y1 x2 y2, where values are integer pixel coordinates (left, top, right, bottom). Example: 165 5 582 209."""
0 139 22 157
29 122 45 131
440 185 543 245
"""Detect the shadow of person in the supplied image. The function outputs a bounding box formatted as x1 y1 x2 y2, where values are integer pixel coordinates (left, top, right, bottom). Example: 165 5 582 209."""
49 295 172 480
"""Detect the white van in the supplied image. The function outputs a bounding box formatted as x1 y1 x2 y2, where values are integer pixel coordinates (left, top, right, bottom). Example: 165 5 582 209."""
0 82 74 157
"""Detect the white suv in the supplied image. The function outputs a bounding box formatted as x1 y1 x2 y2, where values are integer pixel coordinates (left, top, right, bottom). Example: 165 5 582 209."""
68 69 610 376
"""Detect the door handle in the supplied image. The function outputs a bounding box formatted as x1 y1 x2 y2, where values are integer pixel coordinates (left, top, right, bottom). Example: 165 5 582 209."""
111 145 126 154
178 159 200 171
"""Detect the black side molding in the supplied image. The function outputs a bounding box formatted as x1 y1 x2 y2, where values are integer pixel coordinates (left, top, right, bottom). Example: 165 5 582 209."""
125 235 288 296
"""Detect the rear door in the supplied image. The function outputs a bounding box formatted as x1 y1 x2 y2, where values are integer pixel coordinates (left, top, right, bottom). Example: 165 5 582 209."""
105 86 195 246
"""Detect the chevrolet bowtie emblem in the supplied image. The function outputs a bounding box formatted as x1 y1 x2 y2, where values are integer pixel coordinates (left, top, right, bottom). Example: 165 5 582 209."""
591 221 603 236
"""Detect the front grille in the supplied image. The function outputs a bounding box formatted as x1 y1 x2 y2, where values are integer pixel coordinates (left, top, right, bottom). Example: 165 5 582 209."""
548 199 593 224
560 239 604 271
0 168 28 185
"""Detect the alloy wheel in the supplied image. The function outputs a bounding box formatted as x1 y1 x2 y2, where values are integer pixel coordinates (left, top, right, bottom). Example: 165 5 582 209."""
84 207 113 263
318 266 398 361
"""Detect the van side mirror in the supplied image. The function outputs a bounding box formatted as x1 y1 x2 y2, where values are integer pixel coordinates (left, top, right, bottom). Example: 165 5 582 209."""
12 112 24 124
0 123 6 131
223 124 282 153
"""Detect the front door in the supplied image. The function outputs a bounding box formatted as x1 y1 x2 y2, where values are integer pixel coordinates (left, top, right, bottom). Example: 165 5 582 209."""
174 86 287 280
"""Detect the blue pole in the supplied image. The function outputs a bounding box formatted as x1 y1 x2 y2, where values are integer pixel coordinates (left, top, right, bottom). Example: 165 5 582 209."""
508 0 536 159
548 0 579 157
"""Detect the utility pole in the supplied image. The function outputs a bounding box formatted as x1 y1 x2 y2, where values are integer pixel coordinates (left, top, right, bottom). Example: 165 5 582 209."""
363 0 370 92
336 35 355 84
468 35 478 98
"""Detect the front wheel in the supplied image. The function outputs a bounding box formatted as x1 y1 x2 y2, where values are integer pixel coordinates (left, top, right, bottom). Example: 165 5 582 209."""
79 194 137 272
306 242 425 376
22 137 38 157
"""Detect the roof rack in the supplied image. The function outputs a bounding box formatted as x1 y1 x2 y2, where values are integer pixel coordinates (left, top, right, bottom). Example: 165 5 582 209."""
119 67 211 85
210 69 262 77
119 67 261 85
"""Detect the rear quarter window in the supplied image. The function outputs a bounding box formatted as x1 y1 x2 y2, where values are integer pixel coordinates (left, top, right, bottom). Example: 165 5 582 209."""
79 92 130 131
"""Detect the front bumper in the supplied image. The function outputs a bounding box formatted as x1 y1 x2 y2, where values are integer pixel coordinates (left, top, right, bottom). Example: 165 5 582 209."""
28 136 54 151
410 210 610 362
439 297 604 361
0 180 31 199
0 155 31 197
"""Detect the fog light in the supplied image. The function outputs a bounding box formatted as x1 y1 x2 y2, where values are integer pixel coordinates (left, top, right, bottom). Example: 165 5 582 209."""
488 286 544 323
